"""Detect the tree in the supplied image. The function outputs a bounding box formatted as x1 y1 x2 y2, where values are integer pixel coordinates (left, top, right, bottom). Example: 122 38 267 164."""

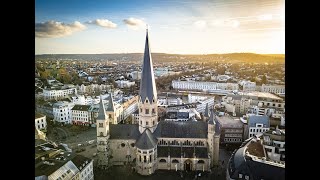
40 70 50 79
262 75 267 84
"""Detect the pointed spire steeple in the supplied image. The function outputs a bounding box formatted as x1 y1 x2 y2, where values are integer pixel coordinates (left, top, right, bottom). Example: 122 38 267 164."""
208 108 215 125
139 28 157 102
204 103 210 118
106 93 114 112
97 95 106 120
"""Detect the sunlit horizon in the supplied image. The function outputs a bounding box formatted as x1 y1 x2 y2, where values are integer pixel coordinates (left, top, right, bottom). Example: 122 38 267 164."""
35 0 285 55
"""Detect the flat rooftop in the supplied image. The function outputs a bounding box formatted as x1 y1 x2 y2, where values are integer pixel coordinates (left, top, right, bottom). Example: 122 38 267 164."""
242 91 282 100
216 115 243 128
246 141 265 158
35 112 45 119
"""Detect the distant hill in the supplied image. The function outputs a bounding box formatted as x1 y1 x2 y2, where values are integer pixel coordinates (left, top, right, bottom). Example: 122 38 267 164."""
35 53 285 64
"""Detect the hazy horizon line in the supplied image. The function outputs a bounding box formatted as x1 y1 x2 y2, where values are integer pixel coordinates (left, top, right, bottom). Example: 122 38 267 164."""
35 52 285 55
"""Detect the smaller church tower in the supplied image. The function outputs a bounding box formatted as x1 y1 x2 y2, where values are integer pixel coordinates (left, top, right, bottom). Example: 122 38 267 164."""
96 96 110 169
106 93 116 124
213 119 220 166
203 103 210 121
207 108 216 168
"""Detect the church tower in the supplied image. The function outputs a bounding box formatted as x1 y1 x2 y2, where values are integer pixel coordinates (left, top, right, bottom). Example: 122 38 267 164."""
138 28 158 133
106 93 116 124
96 96 110 169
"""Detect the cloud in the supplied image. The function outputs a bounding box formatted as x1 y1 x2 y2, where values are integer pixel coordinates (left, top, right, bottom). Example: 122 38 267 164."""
35 20 86 38
123 18 146 30
258 14 273 21
194 20 207 29
211 19 240 28
86 19 117 28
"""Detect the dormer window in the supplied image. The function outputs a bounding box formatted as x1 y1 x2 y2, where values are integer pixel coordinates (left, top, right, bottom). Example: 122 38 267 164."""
146 99 149 103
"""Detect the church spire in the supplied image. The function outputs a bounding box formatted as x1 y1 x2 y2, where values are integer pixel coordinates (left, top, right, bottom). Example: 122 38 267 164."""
106 93 114 112
97 95 106 120
139 28 157 102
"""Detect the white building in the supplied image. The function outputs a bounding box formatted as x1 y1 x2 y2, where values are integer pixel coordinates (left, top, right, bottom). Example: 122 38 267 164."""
172 80 238 91
158 95 183 106
216 75 231 82
53 101 75 125
129 71 142 80
72 105 93 126
71 95 95 105
188 94 207 103
122 96 139 121
263 128 285 162
43 85 77 100
221 94 252 115
239 80 256 92
35 141 94 180
35 112 47 131
195 97 215 114
248 115 270 138
261 84 285 96
78 84 110 94
115 80 135 88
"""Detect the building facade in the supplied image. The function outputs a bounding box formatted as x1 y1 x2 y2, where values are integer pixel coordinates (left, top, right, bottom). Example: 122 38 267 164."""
71 105 93 126
53 101 75 125
261 84 285 96
248 115 270 138
35 112 47 131
172 80 238 92
215 114 243 144
43 86 77 100
96 29 221 176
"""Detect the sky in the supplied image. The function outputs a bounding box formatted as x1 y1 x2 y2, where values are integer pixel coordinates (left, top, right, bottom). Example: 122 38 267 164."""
35 0 285 55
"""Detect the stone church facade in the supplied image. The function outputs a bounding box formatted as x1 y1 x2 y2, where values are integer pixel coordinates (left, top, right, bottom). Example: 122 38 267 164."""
96 29 220 175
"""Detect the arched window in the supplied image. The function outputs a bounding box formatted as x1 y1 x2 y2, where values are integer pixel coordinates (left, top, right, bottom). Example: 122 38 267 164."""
198 160 205 164
159 159 166 163
121 143 125 147
172 159 179 163
100 132 103 136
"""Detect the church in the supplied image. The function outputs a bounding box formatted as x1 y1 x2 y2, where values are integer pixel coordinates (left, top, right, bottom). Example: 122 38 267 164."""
96 29 220 175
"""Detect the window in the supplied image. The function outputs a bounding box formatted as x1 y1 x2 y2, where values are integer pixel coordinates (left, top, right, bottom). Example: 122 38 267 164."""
278 104 281 107
109 114 112 119
145 109 149 114
159 159 166 163
245 175 249 180
172 159 179 163
153 121 155 125
140 121 142 125
38 125 40 129
41 119 43 122
239 174 243 178
152 108 155 114
100 132 103 136
144 156 147 163
146 121 149 125
121 143 125 147
140 108 142 113
99 123 103 128
198 160 205 164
